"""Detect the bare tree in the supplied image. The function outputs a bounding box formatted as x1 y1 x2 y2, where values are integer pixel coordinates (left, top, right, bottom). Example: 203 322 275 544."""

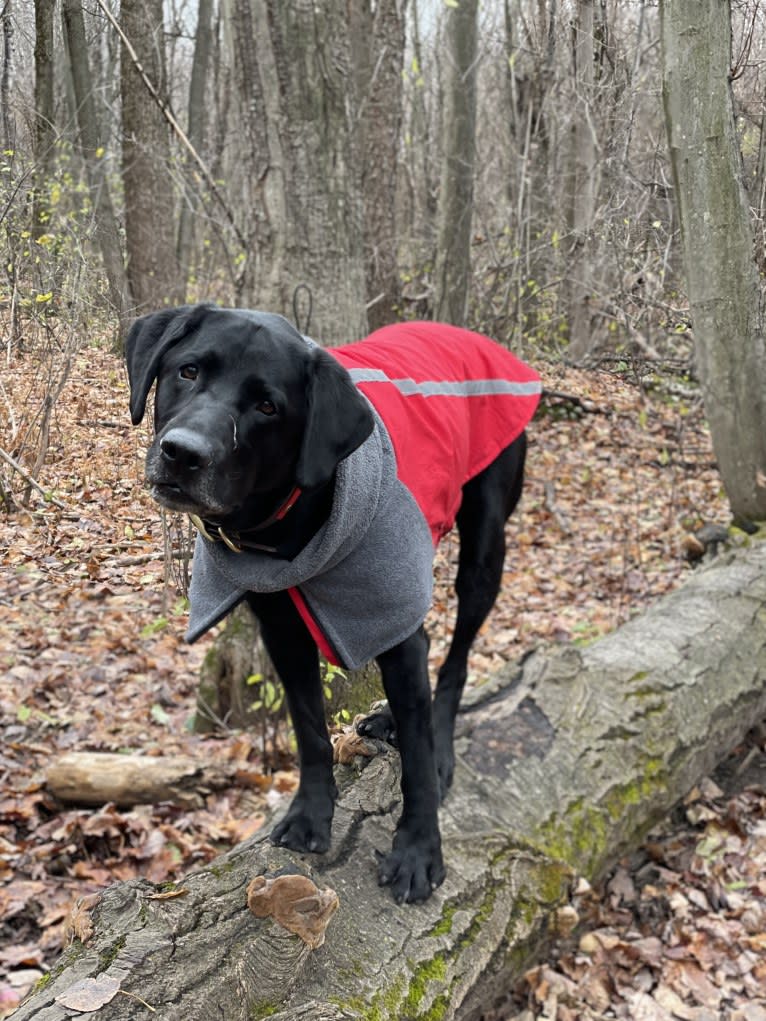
565 0 600 361
433 0 480 326
0 0 14 149
350 0 408 331
32 0 55 238
225 0 367 340
661 0 766 520
120 0 183 313
61 0 132 325
176 0 214 294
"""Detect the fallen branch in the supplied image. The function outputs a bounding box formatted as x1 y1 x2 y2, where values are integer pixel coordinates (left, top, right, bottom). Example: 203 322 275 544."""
111 550 189 567
16 541 766 1020
46 753 235 809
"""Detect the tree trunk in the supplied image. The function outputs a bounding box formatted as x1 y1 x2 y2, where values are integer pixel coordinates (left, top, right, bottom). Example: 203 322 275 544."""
120 0 183 313
225 0 367 340
401 0 437 294
433 0 479 326
350 0 408 331
16 541 766 1021
176 0 214 296
194 601 267 733
565 0 600 362
195 601 383 736
61 0 132 329
0 0 14 150
661 0 766 521
32 0 55 239
201 0 370 721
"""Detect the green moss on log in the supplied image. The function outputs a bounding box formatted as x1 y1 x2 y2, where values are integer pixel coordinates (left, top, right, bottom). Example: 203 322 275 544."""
536 758 669 876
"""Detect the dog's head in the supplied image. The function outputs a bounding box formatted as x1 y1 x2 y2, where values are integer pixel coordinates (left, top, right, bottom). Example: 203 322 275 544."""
126 304 374 521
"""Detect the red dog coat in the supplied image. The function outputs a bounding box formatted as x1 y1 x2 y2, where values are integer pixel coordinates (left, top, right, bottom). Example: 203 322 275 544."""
331 321 542 544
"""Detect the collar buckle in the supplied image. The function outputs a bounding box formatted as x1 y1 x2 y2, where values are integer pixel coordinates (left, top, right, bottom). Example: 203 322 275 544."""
187 487 302 554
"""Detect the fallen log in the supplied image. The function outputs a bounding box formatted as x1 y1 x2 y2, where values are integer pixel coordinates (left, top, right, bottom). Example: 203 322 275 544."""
45 752 234 809
17 541 766 1021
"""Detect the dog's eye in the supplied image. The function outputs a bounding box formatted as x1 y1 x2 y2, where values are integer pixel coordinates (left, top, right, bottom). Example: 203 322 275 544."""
256 400 277 416
179 364 198 381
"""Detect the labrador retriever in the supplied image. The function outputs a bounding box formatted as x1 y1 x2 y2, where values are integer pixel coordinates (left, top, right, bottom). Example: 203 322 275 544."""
126 304 541 903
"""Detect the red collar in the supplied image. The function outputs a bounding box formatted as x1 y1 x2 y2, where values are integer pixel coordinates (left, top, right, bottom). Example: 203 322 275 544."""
190 486 302 553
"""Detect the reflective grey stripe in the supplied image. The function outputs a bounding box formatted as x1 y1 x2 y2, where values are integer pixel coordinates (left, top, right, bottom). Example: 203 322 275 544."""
347 367 542 398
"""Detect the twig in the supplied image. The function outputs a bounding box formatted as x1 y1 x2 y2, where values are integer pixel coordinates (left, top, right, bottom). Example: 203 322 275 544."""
117 990 156 1013
541 390 606 415
76 419 130 430
543 481 573 535
113 551 190 567
0 446 66 509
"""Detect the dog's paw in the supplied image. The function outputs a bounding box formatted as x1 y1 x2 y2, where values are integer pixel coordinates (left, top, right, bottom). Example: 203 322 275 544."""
356 703 397 746
375 833 445 904
270 799 333 854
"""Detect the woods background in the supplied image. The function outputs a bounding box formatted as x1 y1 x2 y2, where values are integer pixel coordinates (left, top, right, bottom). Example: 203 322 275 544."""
7 0 766 521
1 0 711 351
4 0 766 1018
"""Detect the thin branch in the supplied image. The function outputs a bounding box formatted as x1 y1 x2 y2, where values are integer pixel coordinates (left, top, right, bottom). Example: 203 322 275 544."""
0 446 66 509
91 0 249 260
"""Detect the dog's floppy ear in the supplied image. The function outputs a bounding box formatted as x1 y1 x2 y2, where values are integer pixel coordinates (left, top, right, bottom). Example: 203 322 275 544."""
295 347 374 490
125 304 209 425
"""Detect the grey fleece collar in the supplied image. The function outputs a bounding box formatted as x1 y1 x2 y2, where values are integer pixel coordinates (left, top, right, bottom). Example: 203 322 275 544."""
185 404 434 669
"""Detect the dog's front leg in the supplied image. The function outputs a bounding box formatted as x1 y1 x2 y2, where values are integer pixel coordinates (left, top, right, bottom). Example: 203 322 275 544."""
375 627 445 903
248 592 336 854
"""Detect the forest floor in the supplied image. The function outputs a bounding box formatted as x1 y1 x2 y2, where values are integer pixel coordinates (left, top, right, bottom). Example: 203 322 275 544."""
1 333 765 1019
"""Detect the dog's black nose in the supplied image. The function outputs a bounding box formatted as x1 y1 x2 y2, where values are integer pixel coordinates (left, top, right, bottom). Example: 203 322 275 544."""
160 428 213 472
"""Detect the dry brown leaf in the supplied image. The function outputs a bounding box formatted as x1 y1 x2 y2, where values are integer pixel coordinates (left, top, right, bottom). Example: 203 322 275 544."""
146 887 189 901
55 975 120 1011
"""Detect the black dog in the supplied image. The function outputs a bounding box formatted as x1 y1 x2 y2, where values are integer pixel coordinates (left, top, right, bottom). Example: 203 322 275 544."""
126 305 540 903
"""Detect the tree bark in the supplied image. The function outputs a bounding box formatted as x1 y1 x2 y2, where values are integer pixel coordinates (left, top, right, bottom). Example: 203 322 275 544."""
32 0 55 239
61 0 132 331
400 0 437 287
16 541 766 1020
0 0 14 150
120 0 183 313
225 0 367 340
565 0 600 362
349 0 408 331
46 753 234 809
434 0 479 326
176 0 214 296
661 0 766 521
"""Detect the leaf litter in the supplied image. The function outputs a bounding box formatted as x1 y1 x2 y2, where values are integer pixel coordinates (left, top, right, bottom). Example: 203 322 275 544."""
1 341 763 1016
496 751 766 1021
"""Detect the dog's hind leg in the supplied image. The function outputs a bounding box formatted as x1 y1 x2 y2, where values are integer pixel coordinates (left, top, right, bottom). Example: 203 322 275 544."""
433 434 527 797
355 630 431 747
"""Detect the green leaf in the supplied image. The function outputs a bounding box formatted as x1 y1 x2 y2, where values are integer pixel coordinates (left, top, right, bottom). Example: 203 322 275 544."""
140 616 168 638
150 703 171 726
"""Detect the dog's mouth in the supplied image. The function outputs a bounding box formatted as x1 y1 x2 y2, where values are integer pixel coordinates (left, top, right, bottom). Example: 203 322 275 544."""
150 480 205 513
149 479 235 520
